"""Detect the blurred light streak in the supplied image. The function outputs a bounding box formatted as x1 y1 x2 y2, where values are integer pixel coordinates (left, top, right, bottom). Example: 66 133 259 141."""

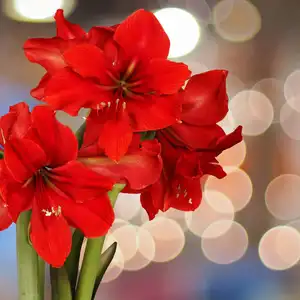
284 70 300 112
280 102 300 140
154 8 201 58
212 0 262 42
259 226 300 271
201 220 248 264
252 78 285 123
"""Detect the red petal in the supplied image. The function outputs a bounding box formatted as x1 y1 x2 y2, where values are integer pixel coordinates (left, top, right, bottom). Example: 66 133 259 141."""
182 70 229 125
164 122 225 149
44 68 109 115
63 44 111 84
140 176 167 220
114 9 170 59
0 201 12 230
128 94 181 132
55 9 86 40
4 139 47 183
215 126 243 154
60 195 114 237
176 152 203 179
31 73 52 100
0 102 31 145
31 106 78 166
87 26 116 49
30 182 72 267
48 160 114 203
0 191 12 230
24 38 69 74
79 109 105 157
81 139 162 190
169 177 202 211
147 59 191 94
98 111 133 161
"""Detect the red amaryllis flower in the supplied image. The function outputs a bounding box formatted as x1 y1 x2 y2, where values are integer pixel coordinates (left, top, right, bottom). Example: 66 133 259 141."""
162 70 234 150
139 131 238 219
78 117 162 190
0 103 115 267
24 9 191 161
24 9 117 99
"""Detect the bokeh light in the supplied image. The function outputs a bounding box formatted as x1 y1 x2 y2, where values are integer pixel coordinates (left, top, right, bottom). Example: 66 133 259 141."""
185 190 234 238
154 8 201 58
143 217 185 263
212 0 262 42
217 140 247 169
201 221 248 264
280 102 300 140
205 168 253 212
265 174 300 220
124 226 155 271
114 193 141 221
229 90 274 136
109 224 138 262
4 0 76 22
259 226 300 271
226 73 245 98
252 78 285 123
284 70 300 112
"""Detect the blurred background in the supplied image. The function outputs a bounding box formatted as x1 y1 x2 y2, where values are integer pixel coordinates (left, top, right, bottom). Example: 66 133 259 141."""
1 0 300 299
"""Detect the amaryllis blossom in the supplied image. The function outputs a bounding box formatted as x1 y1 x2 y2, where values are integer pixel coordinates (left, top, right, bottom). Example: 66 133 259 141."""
24 9 191 161
24 9 117 99
136 70 243 219
0 103 115 267
78 117 162 191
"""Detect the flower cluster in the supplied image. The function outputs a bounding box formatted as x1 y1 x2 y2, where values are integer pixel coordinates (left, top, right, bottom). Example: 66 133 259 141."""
0 9 242 266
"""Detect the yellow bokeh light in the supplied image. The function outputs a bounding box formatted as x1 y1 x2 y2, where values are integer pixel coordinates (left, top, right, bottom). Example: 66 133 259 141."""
124 226 155 271
213 0 262 42
185 191 234 238
205 168 253 212
114 193 141 221
143 217 185 263
3 0 77 22
154 8 201 58
284 70 300 112
201 221 248 264
280 102 300 140
229 90 274 136
265 174 300 220
259 226 300 271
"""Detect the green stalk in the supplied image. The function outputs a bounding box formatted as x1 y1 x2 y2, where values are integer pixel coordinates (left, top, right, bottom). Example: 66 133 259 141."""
75 184 125 300
50 267 72 300
16 211 44 300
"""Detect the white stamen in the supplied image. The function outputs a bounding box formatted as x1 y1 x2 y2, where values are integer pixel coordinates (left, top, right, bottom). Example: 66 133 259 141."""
1 128 6 144
42 206 62 217
176 193 180 198
184 190 188 197
188 198 192 204
107 102 111 108
122 102 126 110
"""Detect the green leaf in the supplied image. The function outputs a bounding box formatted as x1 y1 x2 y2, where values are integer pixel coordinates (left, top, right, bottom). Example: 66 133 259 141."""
75 122 86 149
64 230 84 296
92 242 117 300
50 266 72 300
0 150 3 159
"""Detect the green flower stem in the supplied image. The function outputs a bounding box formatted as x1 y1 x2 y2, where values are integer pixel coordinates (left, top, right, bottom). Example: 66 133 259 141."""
50 267 72 300
16 211 44 300
75 184 125 300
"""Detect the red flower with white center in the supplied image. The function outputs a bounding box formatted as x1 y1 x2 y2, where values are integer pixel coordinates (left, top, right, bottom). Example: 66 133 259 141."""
0 103 115 267
24 9 191 161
